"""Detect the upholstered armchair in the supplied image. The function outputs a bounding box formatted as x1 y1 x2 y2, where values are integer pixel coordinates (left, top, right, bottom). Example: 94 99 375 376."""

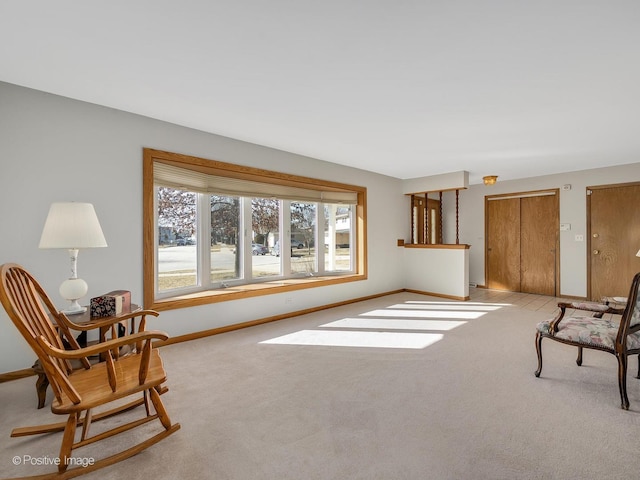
535 272 640 409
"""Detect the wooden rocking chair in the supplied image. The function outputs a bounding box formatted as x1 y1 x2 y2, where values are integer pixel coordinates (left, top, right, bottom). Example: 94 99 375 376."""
0 263 180 478
535 271 640 409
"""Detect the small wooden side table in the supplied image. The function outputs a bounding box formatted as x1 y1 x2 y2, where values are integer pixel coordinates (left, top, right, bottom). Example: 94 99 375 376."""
72 303 142 350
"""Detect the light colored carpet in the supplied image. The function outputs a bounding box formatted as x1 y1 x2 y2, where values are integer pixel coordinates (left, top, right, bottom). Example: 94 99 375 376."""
1 290 639 479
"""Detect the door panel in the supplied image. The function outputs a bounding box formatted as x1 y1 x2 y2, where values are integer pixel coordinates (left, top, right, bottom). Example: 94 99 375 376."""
487 198 521 291
521 195 557 296
589 185 640 300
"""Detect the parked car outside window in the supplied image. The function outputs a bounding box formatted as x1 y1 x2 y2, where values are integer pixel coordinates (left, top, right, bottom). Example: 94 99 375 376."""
252 243 269 255
272 240 301 256
176 238 194 246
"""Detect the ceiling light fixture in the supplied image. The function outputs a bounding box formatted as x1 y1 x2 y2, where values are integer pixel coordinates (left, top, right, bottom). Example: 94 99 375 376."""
483 175 498 186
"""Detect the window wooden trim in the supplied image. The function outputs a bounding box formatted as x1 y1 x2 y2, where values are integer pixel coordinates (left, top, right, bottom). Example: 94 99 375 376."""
143 148 368 311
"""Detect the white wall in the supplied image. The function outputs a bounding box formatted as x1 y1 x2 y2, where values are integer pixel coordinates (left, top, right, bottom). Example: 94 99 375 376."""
458 163 640 297
0 82 407 372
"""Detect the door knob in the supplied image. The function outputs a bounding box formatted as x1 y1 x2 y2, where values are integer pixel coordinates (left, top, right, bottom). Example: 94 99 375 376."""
593 250 600 255
593 233 599 238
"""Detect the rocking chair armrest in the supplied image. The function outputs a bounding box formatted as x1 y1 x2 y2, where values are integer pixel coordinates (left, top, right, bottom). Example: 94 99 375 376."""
36 330 169 359
58 309 160 331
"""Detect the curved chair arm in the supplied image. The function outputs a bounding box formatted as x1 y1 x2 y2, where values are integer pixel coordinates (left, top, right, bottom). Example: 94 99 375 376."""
550 301 625 333
549 305 568 333
558 301 624 316
56 309 161 355
58 309 160 332
36 330 169 360
37 330 169 397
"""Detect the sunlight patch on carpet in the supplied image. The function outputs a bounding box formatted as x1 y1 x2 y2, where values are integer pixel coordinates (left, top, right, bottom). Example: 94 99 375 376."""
360 309 486 319
391 302 505 311
260 330 444 349
320 317 466 331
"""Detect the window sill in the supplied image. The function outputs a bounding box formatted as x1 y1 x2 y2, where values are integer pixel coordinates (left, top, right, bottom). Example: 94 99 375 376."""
148 273 366 312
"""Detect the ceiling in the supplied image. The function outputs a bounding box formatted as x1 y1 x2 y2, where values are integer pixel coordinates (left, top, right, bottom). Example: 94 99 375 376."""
2 1 639 184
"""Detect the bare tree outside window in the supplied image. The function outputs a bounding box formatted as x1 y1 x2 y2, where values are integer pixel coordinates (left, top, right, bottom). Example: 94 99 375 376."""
252 198 280 277
291 202 317 275
210 195 240 282
251 198 279 246
157 187 197 290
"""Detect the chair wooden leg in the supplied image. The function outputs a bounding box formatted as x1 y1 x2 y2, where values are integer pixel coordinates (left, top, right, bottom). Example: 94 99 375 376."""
576 346 583 366
35 372 49 409
59 412 78 473
535 332 543 377
81 409 93 441
618 353 630 410
143 389 151 416
149 387 172 429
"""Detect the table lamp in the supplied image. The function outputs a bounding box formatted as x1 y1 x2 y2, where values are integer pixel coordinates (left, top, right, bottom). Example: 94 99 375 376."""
39 202 108 314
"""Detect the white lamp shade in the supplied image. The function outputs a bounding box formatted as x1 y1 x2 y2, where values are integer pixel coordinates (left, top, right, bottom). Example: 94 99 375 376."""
39 202 108 249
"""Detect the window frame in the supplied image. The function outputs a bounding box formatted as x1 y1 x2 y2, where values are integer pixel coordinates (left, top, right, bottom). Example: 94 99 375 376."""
143 148 367 312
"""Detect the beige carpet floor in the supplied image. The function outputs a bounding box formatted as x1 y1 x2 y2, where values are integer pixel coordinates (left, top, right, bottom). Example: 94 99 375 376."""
1 288 639 479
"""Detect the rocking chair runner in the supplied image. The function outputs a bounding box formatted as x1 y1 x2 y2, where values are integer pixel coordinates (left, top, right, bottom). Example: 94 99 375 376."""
535 271 640 409
0 263 180 479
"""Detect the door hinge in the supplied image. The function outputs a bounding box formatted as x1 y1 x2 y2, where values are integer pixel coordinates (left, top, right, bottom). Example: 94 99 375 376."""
587 189 592 195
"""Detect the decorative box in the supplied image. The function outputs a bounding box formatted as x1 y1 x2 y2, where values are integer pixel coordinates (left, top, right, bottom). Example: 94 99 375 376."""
90 290 131 317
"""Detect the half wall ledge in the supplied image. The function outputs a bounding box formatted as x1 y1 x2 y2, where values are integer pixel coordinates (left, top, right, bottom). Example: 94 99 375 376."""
402 244 470 300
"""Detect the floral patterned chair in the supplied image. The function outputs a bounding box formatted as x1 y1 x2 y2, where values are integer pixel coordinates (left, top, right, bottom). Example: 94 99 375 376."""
535 272 640 409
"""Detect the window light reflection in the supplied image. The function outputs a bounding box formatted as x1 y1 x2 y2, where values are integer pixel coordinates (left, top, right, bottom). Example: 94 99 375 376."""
260 330 444 349
404 301 510 307
388 303 502 312
360 309 486 319
259 299 506 350
321 318 466 331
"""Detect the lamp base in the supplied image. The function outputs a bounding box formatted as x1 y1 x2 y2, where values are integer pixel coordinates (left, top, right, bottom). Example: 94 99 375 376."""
59 278 88 315
61 300 87 315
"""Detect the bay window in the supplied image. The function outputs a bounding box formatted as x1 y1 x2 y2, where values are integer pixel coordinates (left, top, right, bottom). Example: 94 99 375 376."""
143 149 367 311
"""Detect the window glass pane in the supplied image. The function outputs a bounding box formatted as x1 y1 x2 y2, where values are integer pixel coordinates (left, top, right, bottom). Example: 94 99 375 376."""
251 198 281 278
290 202 317 275
157 187 197 291
210 195 241 283
324 204 352 272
